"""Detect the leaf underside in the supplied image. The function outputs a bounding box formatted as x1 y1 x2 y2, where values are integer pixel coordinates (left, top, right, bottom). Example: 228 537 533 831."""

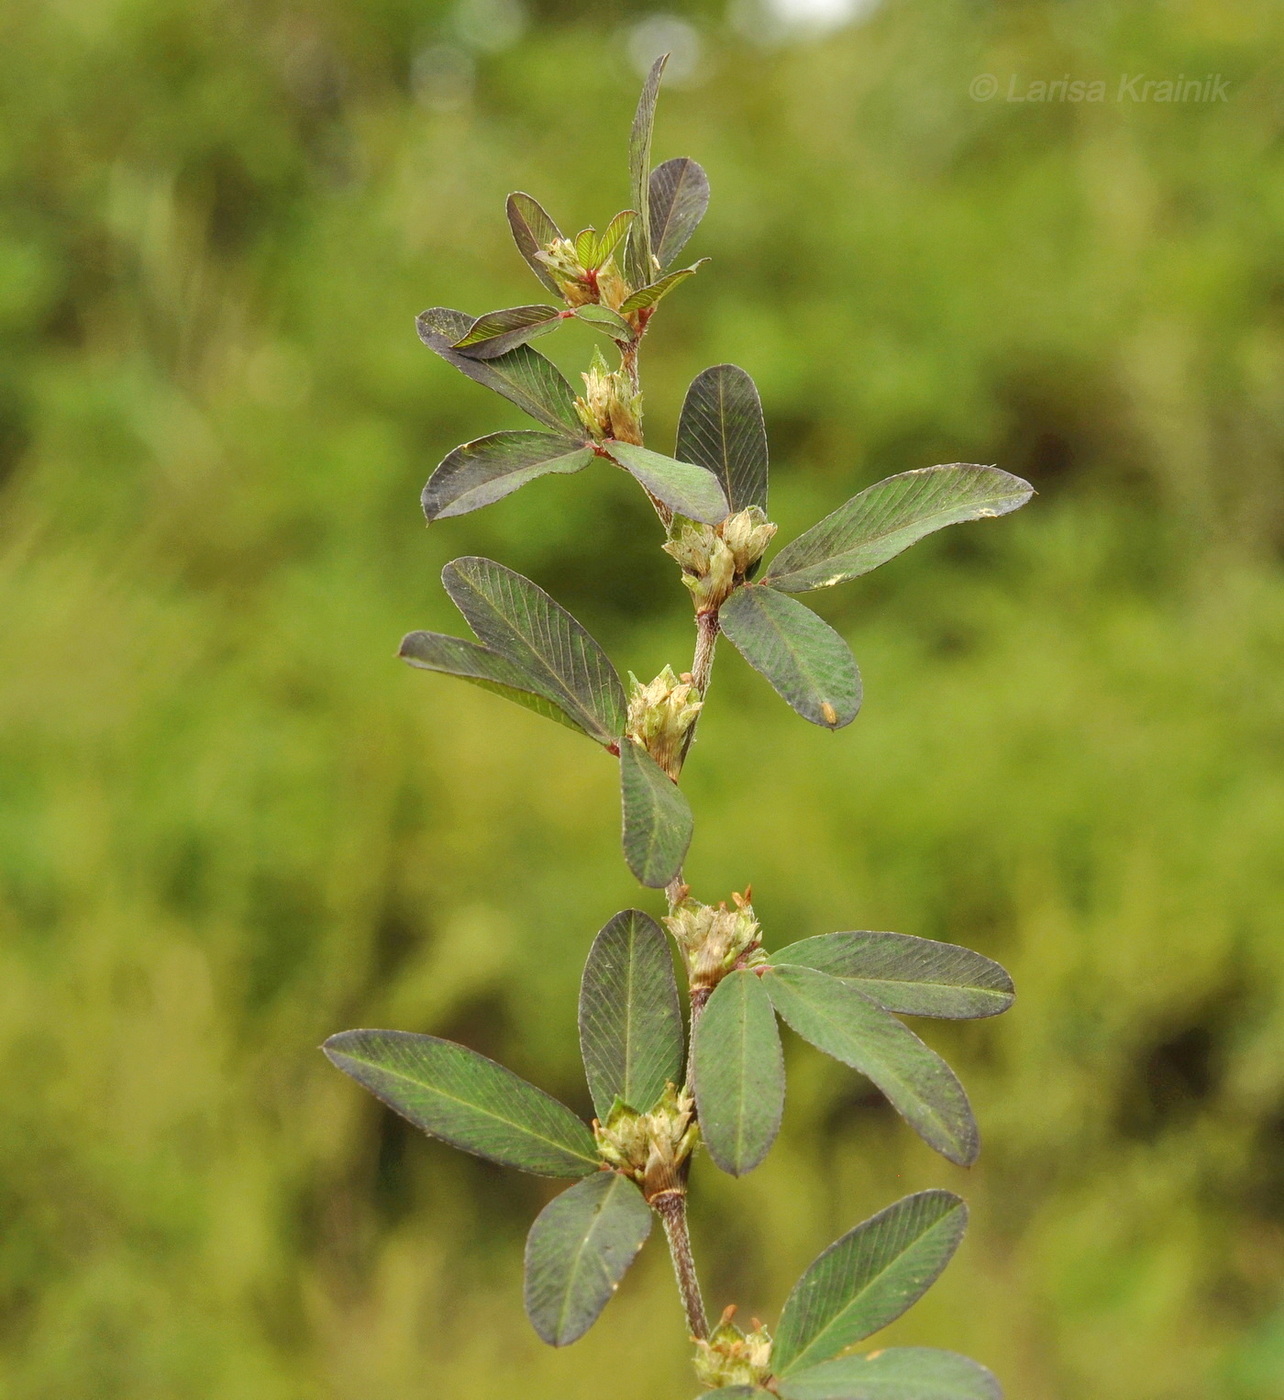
452 303 564 359
692 968 785 1177
772 1190 969 1375
649 156 710 269
719 586 861 729
776 1348 1002 1400
323 1029 598 1178
764 965 979 1166
422 430 593 521
619 738 694 888
523 1171 652 1346
579 909 685 1118
624 54 667 288
769 932 1014 1020
618 260 707 314
574 303 636 342
605 440 729 524
676 363 768 514
507 191 563 295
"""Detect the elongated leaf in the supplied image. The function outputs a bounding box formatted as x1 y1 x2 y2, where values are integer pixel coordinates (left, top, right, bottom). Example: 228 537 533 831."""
777 1348 1001 1400
422 430 594 521
649 157 710 268
619 260 707 314
763 966 978 1166
772 1191 968 1375
590 209 636 267
698 1391 770 1399
399 630 599 739
719 586 860 729
580 910 684 1118
452 304 564 359
605 441 728 524
443 556 626 745
691 969 784 1176
524 1171 652 1346
676 364 768 513
324 1030 598 1177
769 933 1013 1021
507 191 563 295
417 306 580 433
574 227 597 267
624 54 667 288
764 465 1034 593
619 738 693 888
574 304 636 343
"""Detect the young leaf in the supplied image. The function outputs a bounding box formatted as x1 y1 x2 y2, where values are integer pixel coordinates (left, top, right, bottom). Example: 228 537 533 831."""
764 465 1035 594
507 191 563 295
718 586 861 729
422 430 594 521
618 260 708 314
763 966 978 1166
574 304 636 344
574 227 597 267
619 737 694 888
676 364 768 514
589 209 636 267
769 933 1014 1021
624 53 668 288
323 1030 598 1178
776 1348 1001 1400
416 306 580 434
523 1170 653 1346
649 156 710 268
691 969 785 1177
443 557 627 745
399 631 604 741
772 1191 969 1375
605 441 729 524
579 909 684 1118
452 304 565 359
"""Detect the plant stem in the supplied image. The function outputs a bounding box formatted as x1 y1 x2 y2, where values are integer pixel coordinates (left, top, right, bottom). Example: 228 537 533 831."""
654 1191 708 1340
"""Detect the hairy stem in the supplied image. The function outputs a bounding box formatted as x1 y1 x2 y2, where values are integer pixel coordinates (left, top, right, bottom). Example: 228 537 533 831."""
654 1191 708 1340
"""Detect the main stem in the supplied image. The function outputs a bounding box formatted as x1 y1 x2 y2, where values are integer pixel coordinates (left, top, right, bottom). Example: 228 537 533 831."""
654 1192 709 1341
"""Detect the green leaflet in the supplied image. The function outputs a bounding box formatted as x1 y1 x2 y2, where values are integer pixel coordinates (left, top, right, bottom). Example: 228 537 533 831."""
624 54 667 288
697 1391 771 1399
772 1191 969 1375
649 156 710 269
573 303 636 343
676 364 768 514
506 191 563 295
451 303 564 359
416 306 580 433
605 440 729 524
584 209 636 268
579 909 684 1118
768 932 1014 1021
443 556 627 745
421 430 594 521
323 1030 598 1178
764 464 1034 593
618 260 708 314
763 966 978 1166
619 737 694 888
776 1348 1001 1400
719 586 861 730
523 1171 652 1347
691 969 784 1177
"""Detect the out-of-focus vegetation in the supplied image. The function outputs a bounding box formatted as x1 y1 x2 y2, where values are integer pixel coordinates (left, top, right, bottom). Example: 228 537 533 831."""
1 0 1282 1396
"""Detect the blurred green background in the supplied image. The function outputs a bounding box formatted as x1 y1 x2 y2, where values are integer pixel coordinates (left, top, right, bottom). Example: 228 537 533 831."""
2 0 1283 1396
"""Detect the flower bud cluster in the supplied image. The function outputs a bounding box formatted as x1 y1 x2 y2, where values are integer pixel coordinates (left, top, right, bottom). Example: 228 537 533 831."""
575 348 643 444
593 1084 698 1202
662 507 778 613
694 1306 774 1389
535 239 630 312
664 890 765 994
626 665 702 779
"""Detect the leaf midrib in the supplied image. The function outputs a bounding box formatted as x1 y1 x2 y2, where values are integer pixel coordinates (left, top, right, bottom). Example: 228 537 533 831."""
553 1177 620 1341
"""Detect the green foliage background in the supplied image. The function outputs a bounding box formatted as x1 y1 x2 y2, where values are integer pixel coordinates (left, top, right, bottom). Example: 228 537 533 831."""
1 0 1282 1396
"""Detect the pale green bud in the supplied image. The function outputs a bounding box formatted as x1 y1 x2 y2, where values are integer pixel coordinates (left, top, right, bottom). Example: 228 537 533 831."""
661 508 777 613
693 1306 774 1389
574 348 643 443
626 665 702 778
593 1084 698 1201
534 237 595 305
720 506 777 575
663 891 764 993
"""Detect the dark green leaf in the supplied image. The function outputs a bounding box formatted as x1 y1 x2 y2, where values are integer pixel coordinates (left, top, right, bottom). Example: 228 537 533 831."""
579 909 684 1117
422 430 594 521
697 1391 770 1399
718 586 861 729
619 738 693 888
764 465 1034 593
443 556 626 745
777 1348 1001 1400
649 157 710 268
523 1171 652 1346
763 966 978 1166
452 304 565 359
618 260 708 314
768 933 1013 1021
416 306 580 433
574 304 636 344
624 54 667 288
507 192 563 295
772 1191 969 1375
323 1030 598 1178
399 630 601 740
676 364 768 513
605 441 728 524
691 969 784 1177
